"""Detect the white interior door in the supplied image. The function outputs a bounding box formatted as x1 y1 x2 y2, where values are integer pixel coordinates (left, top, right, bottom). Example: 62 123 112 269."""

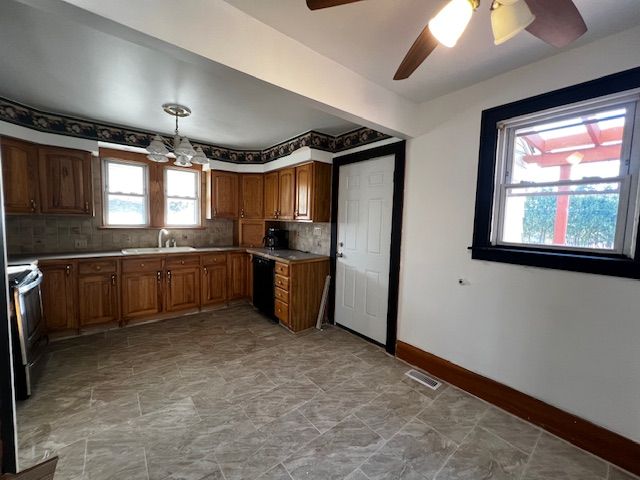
335 155 394 345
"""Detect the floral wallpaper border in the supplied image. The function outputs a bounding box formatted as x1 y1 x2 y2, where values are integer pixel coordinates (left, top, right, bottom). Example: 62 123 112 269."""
0 97 391 164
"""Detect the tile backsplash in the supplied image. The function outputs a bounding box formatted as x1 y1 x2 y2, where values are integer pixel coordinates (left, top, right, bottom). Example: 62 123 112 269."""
279 222 330 256
6 156 234 256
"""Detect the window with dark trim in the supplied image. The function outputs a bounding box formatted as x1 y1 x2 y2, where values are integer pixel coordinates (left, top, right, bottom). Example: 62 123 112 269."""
471 67 640 279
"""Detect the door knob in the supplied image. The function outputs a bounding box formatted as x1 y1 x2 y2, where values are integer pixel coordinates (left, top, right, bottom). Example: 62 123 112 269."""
337 252 344 258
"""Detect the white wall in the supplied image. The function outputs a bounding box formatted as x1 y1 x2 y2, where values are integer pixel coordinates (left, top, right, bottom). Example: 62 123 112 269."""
399 25 640 442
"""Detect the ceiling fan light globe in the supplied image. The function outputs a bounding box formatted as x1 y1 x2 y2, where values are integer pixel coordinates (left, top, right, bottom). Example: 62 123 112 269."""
428 0 474 48
491 0 535 45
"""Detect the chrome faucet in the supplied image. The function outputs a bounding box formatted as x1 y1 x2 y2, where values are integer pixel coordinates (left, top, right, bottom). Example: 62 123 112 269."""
158 228 169 248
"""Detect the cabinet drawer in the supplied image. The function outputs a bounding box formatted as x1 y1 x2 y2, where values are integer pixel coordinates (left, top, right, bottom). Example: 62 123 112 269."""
274 274 289 291
274 287 289 304
274 262 289 277
122 258 163 273
201 253 227 265
78 260 117 275
275 299 289 323
166 255 200 268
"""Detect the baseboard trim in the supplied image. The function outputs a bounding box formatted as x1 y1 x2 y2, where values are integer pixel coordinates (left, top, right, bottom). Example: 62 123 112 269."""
396 341 640 476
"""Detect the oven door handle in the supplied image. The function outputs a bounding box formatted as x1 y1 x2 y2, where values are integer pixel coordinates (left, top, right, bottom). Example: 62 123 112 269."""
17 271 43 295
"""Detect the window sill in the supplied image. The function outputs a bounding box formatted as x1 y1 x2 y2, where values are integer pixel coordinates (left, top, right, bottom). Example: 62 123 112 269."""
469 245 640 280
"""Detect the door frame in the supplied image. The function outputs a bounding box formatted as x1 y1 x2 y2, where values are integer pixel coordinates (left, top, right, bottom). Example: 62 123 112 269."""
329 140 406 354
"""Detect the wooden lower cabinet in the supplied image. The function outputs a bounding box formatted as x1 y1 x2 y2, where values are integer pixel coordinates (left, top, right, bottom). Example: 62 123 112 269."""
202 254 228 307
228 252 249 300
40 261 77 334
121 269 163 322
78 273 119 328
166 266 200 312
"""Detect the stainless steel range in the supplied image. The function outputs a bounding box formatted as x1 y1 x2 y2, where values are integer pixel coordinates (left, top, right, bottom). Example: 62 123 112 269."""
8 264 47 400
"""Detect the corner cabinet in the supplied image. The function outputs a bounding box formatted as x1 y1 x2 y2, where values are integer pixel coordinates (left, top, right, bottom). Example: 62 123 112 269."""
228 252 250 300
239 174 264 219
264 171 280 220
0 137 93 216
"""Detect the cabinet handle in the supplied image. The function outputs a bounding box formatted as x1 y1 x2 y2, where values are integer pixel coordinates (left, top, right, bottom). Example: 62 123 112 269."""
213 207 217 217
111 274 116 286
203 266 208 275
167 270 171 285
84 201 89 212
30 199 36 212
294 210 299 217
157 271 162 282
240 208 245 218
65 265 71 276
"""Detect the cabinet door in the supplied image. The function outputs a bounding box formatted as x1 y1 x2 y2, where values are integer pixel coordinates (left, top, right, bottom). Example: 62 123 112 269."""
38 147 92 214
227 253 249 300
264 171 279 220
121 271 163 321
239 219 265 248
294 163 313 221
166 267 200 312
278 168 296 220
1 137 40 214
240 174 264 219
78 273 119 327
211 171 238 218
202 264 227 306
40 262 77 333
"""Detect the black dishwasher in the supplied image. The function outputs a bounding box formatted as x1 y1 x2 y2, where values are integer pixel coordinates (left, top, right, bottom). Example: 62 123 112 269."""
252 256 275 318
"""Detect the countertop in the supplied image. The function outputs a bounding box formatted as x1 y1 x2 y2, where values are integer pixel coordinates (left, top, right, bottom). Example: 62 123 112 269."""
246 248 329 264
8 246 329 266
8 246 246 265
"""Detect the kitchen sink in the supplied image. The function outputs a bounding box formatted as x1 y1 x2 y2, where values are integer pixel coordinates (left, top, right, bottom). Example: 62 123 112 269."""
121 246 197 255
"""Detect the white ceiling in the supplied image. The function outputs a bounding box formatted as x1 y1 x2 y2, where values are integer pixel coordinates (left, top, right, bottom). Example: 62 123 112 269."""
0 0 359 150
225 0 640 103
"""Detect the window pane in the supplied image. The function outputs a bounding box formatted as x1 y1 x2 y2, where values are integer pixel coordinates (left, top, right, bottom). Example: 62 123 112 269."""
107 162 145 194
107 194 146 225
511 107 627 184
501 183 620 250
166 169 197 197
166 198 198 225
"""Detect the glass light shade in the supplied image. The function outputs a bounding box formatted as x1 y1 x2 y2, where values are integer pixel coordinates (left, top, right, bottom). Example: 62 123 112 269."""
491 0 535 45
174 154 192 167
428 0 474 48
190 146 209 165
147 153 169 163
146 134 169 155
175 136 196 157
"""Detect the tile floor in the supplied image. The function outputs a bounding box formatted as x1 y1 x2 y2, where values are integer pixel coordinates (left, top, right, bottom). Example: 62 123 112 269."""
16 304 638 480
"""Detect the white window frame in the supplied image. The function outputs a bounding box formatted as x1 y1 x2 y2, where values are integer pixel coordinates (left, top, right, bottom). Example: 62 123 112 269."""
164 167 201 227
102 158 150 227
490 90 640 257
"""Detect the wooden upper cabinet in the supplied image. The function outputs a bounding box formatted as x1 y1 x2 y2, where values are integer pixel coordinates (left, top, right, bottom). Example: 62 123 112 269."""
264 171 279 220
38 146 92 215
1 137 40 214
40 261 77 334
294 163 313 221
211 171 239 218
278 168 296 220
239 219 265 248
239 174 264 219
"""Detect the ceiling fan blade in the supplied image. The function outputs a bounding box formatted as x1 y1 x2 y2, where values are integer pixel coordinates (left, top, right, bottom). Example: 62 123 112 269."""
306 0 364 10
524 0 587 48
393 25 438 80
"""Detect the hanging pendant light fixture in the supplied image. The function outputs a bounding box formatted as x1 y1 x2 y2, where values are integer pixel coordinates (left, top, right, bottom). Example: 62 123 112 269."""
145 103 210 167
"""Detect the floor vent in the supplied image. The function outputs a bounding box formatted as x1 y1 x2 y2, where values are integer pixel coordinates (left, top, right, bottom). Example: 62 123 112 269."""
405 369 441 390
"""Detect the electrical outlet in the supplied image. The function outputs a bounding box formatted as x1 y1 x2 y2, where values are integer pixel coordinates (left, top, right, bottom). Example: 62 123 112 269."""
74 239 87 249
